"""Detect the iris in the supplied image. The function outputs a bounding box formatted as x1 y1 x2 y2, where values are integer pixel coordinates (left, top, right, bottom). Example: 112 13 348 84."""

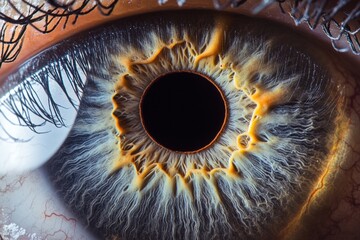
1 9 346 240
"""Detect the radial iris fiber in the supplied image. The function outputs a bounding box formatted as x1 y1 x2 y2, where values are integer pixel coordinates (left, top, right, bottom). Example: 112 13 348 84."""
46 11 341 240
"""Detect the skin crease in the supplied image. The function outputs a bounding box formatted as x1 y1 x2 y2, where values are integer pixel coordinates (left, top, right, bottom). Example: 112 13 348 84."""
0 0 360 239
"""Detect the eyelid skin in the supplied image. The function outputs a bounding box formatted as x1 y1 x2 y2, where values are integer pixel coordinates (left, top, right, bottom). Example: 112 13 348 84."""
1 1 360 240
0 0 359 79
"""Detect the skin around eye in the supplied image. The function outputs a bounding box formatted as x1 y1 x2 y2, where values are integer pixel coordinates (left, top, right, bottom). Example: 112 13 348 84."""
1 0 358 79
1 1 360 240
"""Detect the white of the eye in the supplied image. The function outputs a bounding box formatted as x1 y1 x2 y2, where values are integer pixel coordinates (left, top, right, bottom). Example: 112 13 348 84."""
0 66 86 174
0 169 98 239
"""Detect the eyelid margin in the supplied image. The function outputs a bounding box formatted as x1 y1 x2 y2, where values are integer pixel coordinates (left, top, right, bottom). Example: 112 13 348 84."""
0 0 358 82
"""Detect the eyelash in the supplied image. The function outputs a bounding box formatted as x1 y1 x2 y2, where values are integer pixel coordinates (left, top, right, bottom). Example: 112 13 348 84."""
0 47 88 138
0 0 359 72
0 0 118 68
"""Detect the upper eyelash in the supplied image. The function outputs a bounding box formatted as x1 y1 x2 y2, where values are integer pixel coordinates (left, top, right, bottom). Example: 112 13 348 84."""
215 0 360 55
0 0 358 71
0 0 118 68
289 0 360 55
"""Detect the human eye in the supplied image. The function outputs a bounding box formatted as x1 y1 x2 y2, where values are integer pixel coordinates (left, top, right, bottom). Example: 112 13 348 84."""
1 1 360 240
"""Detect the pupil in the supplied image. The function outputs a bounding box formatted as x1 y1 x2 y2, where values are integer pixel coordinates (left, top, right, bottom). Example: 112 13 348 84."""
140 72 227 152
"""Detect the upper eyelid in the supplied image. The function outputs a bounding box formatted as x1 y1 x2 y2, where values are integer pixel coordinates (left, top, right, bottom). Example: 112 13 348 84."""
287 1 360 56
0 0 359 74
0 0 118 69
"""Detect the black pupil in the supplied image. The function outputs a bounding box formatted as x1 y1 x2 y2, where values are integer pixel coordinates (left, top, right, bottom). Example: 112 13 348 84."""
140 72 226 152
